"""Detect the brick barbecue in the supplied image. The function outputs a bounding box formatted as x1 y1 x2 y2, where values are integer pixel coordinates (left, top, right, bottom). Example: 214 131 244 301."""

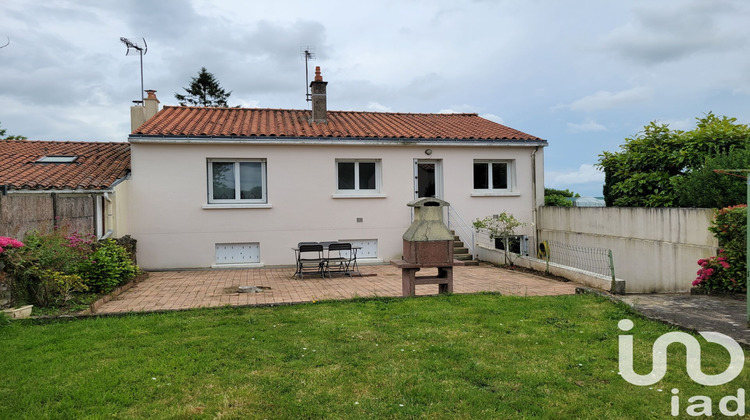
391 198 464 296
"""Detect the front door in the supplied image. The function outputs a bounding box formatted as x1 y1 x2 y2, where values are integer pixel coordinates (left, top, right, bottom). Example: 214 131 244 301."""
414 159 442 199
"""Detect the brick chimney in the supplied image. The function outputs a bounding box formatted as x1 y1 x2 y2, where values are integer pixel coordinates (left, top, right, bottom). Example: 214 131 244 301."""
130 90 160 132
310 66 327 124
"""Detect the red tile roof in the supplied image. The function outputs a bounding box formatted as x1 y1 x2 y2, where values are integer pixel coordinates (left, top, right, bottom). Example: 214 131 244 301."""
0 140 130 191
132 106 542 141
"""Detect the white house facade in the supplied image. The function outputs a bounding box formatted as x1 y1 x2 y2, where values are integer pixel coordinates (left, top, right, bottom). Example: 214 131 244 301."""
127 69 547 269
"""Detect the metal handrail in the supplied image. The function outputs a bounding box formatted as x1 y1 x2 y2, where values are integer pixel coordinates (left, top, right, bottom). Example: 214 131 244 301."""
447 206 475 257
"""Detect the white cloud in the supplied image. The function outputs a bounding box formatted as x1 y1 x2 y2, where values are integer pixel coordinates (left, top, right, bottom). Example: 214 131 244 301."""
367 102 392 112
567 120 607 132
480 113 504 124
547 164 605 187
561 87 653 111
438 104 478 114
600 1 744 65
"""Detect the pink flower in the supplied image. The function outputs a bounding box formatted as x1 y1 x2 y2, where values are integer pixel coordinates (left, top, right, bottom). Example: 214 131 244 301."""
0 236 24 253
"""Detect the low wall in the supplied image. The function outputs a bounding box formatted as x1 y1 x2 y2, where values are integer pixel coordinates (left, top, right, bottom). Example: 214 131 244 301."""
536 207 718 293
477 244 625 293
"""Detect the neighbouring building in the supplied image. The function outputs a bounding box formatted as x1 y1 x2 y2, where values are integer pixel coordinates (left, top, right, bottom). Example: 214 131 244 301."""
0 139 131 238
127 67 547 269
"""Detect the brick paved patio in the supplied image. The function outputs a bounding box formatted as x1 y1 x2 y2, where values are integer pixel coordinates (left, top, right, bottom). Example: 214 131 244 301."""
95 263 580 314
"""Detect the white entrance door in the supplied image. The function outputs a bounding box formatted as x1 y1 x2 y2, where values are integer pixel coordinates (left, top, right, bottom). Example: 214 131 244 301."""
414 159 443 199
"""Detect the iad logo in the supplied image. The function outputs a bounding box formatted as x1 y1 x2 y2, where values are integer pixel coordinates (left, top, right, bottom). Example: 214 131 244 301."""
618 319 746 417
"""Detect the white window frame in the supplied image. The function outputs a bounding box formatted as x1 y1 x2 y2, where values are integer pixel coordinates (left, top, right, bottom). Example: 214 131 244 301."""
206 159 268 205
333 159 386 198
471 159 519 197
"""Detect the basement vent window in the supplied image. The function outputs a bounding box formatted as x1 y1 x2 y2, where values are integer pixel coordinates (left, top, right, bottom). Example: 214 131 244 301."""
36 156 78 163
340 239 378 259
215 242 260 265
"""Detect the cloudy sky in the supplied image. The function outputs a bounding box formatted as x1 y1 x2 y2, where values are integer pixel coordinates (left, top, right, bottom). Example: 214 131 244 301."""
2 0 750 196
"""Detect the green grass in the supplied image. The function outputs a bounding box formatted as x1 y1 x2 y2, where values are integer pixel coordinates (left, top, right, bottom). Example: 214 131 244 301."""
1 293 747 419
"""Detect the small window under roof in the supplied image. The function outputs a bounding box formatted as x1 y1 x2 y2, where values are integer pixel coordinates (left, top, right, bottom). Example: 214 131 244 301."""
36 155 78 163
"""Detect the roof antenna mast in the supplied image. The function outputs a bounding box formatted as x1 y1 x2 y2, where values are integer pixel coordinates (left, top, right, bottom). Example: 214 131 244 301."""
301 46 316 105
120 37 148 106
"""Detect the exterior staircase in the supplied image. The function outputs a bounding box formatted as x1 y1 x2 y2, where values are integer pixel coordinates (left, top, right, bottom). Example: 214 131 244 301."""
452 230 479 266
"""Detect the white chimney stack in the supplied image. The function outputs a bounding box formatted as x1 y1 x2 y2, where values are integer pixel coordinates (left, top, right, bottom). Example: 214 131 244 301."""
130 89 160 132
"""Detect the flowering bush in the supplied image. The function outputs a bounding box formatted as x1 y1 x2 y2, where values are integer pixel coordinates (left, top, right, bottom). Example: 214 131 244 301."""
692 250 744 291
0 230 139 308
0 236 24 254
693 205 746 293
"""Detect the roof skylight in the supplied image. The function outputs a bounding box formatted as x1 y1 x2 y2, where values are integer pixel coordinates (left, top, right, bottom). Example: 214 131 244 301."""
36 155 78 163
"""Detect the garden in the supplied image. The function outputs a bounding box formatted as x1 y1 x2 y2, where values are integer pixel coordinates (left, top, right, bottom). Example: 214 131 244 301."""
1 293 747 419
0 229 140 316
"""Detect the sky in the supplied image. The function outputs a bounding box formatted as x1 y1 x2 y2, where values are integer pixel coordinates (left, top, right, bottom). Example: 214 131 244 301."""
2 0 750 197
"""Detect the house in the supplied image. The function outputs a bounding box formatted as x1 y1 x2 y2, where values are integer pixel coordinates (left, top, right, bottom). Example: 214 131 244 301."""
127 67 547 269
0 139 130 238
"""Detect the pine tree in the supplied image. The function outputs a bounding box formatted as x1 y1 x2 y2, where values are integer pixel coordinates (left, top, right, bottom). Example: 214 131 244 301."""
174 67 232 107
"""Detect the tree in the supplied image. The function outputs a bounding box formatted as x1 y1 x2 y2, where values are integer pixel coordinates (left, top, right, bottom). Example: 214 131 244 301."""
0 121 26 140
674 149 750 208
174 67 232 107
596 113 750 207
544 188 579 207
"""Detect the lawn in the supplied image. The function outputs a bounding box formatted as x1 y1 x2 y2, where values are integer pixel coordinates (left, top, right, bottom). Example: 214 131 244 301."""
1 293 747 419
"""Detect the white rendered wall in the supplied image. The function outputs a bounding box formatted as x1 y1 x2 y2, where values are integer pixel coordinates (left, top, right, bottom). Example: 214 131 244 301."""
537 207 718 293
127 142 542 269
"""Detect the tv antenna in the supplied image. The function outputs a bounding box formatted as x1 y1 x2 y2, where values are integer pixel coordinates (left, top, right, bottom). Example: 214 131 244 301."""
120 37 148 106
300 46 316 103
0 37 9 49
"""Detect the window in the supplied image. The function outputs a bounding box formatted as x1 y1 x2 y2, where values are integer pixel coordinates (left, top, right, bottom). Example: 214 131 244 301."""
473 160 511 191
336 160 380 193
36 155 77 163
207 159 267 204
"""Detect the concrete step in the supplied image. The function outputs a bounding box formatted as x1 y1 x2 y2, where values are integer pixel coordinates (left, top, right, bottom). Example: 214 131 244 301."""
454 253 474 261
461 260 480 266
454 247 469 254
453 241 465 248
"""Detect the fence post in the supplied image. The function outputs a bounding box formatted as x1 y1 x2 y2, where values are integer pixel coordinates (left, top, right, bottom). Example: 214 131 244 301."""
608 249 624 294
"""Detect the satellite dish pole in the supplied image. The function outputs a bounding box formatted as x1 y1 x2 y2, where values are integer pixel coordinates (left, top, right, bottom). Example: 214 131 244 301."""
301 47 316 105
120 37 148 106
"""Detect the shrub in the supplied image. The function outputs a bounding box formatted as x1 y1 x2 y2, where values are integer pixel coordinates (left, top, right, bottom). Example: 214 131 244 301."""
693 205 746 293
75 239 139 294
0 231 139 307
27 268 88 307
473 213 527 266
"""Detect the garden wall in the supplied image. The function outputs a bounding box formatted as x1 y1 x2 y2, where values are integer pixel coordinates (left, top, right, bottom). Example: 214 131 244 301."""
0 193 95 238
534 207 717 293
476 242 624 292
